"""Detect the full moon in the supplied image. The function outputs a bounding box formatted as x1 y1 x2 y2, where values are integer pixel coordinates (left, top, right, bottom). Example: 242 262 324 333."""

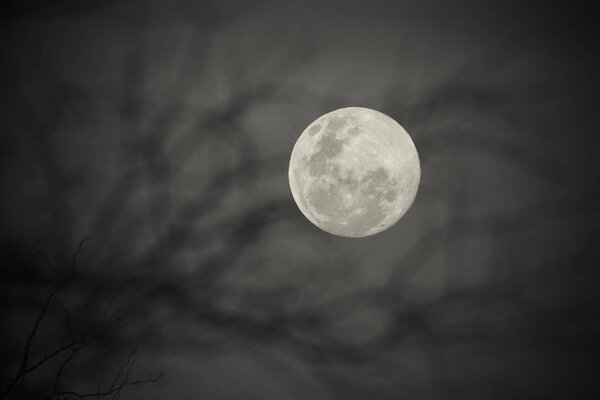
289 107 420 238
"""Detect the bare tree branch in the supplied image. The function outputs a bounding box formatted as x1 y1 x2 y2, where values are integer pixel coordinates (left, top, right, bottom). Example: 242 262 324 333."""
1 237 160 400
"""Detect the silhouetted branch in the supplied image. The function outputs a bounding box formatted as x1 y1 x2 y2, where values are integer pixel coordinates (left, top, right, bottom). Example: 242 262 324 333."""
45 372 162 400
1 238 161 400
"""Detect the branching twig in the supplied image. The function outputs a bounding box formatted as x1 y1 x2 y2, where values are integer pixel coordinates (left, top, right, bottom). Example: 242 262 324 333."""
47 372 162 399
70 236 90 273
2 237 160 400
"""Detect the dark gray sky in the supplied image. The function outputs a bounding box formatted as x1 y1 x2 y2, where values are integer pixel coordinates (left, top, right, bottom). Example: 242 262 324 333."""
1 1 598 399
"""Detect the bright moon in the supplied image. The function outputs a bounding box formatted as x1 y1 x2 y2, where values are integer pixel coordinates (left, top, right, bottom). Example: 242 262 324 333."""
289 107 420 238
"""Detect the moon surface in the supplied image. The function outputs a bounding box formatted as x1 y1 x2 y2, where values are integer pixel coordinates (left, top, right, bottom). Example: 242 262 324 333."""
289 107 420 238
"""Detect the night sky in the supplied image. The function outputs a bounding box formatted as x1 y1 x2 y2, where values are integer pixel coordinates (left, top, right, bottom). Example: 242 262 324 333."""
1 1 599 399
